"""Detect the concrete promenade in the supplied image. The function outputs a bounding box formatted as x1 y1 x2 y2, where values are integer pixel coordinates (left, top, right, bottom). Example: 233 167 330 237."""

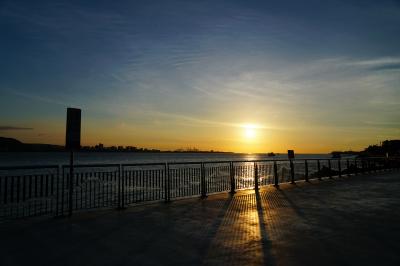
1 171 400 266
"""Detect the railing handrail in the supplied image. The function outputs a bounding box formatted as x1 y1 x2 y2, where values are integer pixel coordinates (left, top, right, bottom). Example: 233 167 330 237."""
61 163 121 169
0 156 396 170
0 156 398 220
122 162 166 167
0 165 59 170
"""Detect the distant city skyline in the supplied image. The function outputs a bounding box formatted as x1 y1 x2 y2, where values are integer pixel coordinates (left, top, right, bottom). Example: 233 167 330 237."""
1 0 399 153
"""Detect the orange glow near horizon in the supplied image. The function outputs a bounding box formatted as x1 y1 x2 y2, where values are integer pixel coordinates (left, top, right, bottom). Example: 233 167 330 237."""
0 116 394 154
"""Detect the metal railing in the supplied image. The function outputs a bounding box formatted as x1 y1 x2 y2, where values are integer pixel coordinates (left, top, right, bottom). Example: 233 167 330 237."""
0 157 399 219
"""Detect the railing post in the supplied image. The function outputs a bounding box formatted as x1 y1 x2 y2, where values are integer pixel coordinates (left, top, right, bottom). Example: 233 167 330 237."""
376 159 379 171
361 159 365 173
354 159 358 175
317 160 321 180
338 159 342 178
68 151 74 217
55 165 60 217
164 163 170 202
230 162 235 194
290 160 295 184
254 162 259 190
117 164 122 209
61 167 65 216
273 161 279 187
304 160 309 182
347 159 350 177
119 164 125 209
201 163 207 198
328 159 332 179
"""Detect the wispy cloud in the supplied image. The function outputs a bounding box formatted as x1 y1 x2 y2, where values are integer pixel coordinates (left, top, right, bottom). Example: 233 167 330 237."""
132 108 260 129
348 57 400 67
362 120 400 129
152 111 274 129
3 88 66 106
0 126 33 131
343 57 400 71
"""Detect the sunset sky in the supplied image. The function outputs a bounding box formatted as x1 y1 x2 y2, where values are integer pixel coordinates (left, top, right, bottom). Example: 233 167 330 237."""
1 0 399 153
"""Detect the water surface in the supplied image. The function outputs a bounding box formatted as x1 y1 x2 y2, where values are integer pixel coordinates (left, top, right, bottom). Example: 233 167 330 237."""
0 152 331 166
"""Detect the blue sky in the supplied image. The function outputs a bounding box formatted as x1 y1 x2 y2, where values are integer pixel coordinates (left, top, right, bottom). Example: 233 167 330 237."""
0 0 399 152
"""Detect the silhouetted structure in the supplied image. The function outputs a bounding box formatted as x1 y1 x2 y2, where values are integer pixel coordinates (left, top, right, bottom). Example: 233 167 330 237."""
1 156 398 219
331 139 400 157
362 140 400 156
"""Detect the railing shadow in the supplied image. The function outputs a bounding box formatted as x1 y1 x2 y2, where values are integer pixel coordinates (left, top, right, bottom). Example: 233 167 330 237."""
255 189 277 266
203 191 276 266
199 194 234 260
275 187 306 219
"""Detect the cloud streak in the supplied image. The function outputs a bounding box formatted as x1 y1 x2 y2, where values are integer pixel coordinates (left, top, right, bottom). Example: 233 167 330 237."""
0 126 33 131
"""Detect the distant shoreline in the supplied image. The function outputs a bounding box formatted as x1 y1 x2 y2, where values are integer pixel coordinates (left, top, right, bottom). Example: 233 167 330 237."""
0 150 238 154
0 137 276 155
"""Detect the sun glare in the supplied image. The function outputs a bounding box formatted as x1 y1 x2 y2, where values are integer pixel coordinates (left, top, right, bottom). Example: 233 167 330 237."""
243 124 257 139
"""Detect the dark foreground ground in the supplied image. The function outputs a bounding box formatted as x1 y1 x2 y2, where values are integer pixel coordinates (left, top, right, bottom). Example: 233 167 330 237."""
1 171 400 266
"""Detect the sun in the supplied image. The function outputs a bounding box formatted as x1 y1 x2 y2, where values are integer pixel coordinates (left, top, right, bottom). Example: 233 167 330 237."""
243 124 257 139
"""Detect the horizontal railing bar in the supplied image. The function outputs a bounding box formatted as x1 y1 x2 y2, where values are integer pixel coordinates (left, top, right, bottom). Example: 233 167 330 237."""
0 165 59 170
167 161 203 165
0 157 392 171
61 163 120 168
122 163 166 167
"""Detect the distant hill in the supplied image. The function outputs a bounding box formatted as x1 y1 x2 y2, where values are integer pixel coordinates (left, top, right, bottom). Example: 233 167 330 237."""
0 137 64 152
